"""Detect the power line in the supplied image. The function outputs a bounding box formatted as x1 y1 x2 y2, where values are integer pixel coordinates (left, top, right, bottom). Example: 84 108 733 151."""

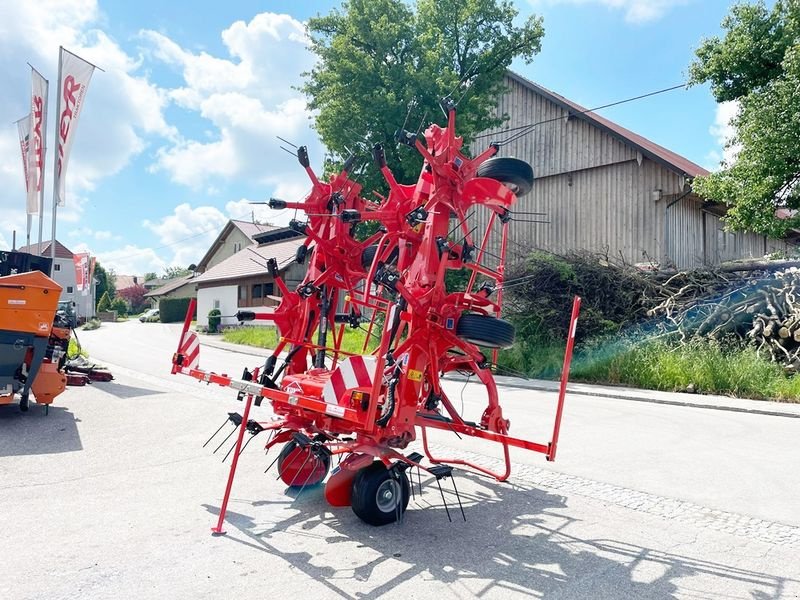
474 82 688 146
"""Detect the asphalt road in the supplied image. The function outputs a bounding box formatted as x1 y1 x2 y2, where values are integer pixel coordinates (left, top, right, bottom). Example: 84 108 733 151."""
1 320 798 599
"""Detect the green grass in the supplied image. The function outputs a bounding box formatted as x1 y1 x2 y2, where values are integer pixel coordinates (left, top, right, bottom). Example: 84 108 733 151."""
570 339 800 402
222 325 379 354
67 337 88 357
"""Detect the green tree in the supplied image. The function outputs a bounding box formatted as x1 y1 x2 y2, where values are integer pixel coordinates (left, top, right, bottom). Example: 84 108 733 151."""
143 272 158 281
94 262 115 307
97 291 112 313
689 0 800 237
162 266 191 279
302 0 544 194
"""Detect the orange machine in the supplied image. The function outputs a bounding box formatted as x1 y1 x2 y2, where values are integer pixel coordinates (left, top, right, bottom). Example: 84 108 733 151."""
0 269 68 411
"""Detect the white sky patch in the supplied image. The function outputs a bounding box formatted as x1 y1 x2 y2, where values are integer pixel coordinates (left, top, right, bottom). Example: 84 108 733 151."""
0 0 174 247
142 12 323 194
529 0 689 23
73 242 168 275
707 100 741 169
143 202 230 269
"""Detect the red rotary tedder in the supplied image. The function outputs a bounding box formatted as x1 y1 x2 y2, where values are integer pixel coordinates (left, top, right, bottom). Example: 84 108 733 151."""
172 100 581 529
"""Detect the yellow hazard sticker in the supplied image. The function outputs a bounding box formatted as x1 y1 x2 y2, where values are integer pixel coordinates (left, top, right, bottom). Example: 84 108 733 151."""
407 369 423 381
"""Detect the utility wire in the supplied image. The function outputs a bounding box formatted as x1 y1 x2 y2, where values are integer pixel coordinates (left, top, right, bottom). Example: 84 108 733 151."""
474 82 688 146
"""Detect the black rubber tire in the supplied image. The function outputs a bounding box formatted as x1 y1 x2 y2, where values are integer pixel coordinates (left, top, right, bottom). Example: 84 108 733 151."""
19 393 29 412
360 244 399 270
456 314 515 349
351 462 410 526
277 440 330 488
476 157 534 197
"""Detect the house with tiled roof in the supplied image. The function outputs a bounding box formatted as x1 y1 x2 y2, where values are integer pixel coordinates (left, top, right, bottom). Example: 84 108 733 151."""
194 227 306 327
196 219 279 274
143 273 198 308
474 72 793 268
15 240 95 321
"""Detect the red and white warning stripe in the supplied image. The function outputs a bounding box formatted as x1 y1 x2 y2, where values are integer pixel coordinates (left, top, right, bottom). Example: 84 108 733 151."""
322 356 376 405
178 330 200 370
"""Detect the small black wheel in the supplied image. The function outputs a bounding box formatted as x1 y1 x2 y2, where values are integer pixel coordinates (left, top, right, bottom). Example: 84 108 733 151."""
360 244 399 270
456 314 515 349
277 441 330 488
19 393 29 412
476 157 534 197
351 462 410 526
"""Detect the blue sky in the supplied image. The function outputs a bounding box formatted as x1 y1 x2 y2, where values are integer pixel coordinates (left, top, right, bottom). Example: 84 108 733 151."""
0 0 742 275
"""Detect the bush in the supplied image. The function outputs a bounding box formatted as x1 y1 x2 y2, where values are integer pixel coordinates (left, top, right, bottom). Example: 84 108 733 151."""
158 297 196 323
110 297 127 317
82 318 101 331
97 291 112 313
208 308 221 333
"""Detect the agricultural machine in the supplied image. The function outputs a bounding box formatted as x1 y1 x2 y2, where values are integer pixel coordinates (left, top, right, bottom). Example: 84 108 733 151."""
0 251 71 412
172 101 580 529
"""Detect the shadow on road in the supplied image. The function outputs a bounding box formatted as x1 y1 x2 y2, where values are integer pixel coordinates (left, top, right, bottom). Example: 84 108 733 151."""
0 404 83 456
92 381 166 400
202 471 791 599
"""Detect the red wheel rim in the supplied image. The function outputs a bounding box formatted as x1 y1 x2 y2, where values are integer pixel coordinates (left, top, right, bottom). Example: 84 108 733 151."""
279 444 328 487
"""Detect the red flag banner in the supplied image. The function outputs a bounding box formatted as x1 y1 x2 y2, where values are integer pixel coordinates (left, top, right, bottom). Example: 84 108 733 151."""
16 115 31 195
87 256 96 296
55 48 95 207
73 253 90 293
27 68 48 215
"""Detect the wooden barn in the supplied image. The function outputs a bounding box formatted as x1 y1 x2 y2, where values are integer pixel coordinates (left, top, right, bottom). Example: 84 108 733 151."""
475 72 792 269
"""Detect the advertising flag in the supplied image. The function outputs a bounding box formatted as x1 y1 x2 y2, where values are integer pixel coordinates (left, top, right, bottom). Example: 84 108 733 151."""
27 68 48 214
55 48 95 207
73 253 91 293
16 115 31 195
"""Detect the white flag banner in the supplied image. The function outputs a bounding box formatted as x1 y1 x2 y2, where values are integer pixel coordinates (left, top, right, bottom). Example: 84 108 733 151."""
55 48 95 207
27 68 48 215
16 115 31 196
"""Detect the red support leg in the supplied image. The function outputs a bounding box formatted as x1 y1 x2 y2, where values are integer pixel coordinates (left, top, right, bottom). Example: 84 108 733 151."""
211 391 255 535
547 295 581 462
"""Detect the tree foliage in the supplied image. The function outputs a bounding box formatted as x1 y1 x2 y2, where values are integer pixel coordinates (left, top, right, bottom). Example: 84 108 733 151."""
94 262 115 306
302 0 544 194
162 266 192 279
97 291 112 313
689 0 800 237
118 284 149 313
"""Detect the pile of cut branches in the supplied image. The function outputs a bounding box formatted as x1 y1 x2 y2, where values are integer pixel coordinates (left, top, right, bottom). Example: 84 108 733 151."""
502 251 800 372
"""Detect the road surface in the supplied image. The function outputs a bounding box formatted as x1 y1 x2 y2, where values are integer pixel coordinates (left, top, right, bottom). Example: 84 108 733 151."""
1 319 798 599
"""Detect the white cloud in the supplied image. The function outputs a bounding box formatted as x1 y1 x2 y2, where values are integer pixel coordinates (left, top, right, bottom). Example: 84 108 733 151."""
707 100 741 169
0 0 174 246
530 0 688 23
143 202 230 268
142 13 323 194
73 242 168 276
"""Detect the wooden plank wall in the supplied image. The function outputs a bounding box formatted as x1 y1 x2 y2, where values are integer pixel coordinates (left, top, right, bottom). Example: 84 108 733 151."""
468 74 790 270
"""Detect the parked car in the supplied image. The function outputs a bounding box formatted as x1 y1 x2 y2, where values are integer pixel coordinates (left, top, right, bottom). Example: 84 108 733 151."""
139 308 159 322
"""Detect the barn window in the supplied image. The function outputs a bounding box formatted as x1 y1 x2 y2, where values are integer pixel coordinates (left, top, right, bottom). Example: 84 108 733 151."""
252 284 263 298
264 282 274 296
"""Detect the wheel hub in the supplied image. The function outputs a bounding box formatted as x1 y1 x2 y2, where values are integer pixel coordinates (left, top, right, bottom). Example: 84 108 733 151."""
375 479 400 512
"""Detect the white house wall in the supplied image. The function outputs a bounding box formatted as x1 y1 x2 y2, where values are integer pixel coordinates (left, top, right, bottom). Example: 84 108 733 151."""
50 257 95 320
196 284 238 327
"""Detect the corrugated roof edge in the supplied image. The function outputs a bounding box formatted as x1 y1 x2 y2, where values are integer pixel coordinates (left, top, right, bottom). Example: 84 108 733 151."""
504 71 710 179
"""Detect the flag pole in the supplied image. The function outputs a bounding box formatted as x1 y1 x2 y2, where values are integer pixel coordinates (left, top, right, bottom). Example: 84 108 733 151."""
50 48 63 269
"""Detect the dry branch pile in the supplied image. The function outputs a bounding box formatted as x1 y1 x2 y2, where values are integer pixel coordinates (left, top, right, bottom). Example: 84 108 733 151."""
648 268 800 372
502 251 800 372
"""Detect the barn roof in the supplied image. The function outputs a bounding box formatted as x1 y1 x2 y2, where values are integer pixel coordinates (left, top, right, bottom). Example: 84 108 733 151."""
505 72 710 179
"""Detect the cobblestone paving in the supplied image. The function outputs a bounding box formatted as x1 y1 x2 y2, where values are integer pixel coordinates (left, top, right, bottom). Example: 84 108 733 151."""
425 442 800 549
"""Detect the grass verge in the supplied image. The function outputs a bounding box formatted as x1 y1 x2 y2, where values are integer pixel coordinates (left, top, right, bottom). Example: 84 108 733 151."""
222 325 379 355
569 339 800 401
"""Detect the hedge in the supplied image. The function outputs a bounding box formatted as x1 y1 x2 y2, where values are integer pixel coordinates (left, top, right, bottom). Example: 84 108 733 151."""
158 297 196 323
